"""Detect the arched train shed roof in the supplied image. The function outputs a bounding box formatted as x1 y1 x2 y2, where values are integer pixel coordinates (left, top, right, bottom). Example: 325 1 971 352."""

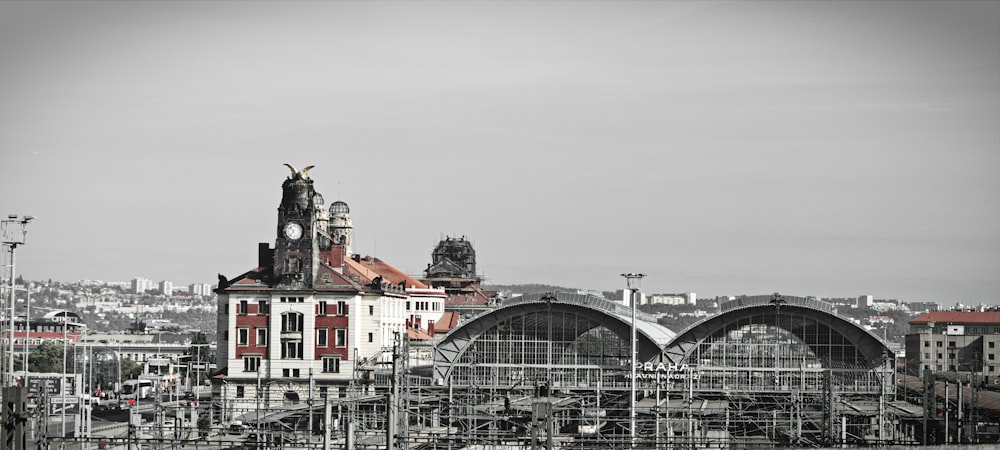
661 294 895 368
433 292 676 383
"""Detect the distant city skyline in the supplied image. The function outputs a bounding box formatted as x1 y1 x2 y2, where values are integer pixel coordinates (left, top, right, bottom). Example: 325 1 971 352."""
2 1 997 307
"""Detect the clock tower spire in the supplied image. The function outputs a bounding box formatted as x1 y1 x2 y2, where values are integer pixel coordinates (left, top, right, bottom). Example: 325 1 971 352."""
273 164 323 287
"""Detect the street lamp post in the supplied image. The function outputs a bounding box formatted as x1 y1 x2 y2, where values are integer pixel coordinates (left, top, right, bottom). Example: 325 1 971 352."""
2 214 34 387
621 273 645 448
62 318 68 437
22 283 31 387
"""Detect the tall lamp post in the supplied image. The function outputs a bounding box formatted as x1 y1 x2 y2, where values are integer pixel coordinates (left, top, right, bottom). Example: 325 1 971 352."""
621 273 645 448
2 213 34 387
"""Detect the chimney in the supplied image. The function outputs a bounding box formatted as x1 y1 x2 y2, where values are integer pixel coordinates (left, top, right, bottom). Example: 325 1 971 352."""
258 243 273 269
326 244 344 268
428 320 435 335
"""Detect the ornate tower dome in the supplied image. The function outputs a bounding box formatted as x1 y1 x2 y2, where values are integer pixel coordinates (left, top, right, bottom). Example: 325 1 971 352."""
329 201 350 215
327 200 353 256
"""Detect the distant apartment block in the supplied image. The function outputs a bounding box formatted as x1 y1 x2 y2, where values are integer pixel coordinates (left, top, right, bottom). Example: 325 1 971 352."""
131 277 154 294
909 301 940 312
619 289 646 306
189 283 213 297
647 292 696 306
159 280 173 296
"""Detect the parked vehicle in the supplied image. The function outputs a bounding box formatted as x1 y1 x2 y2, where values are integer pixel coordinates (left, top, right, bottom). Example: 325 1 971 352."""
121 379 154 399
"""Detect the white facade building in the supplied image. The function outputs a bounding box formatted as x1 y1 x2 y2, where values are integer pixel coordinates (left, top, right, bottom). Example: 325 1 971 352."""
215 166 445 410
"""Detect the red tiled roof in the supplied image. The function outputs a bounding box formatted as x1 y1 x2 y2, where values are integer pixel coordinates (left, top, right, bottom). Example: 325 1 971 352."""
407 327 434 341
909 311 1000 325
444 288 493 306
314 263 358 286
9 331 81 342
343 256 428 289
227 267 270 288
434 311 460 333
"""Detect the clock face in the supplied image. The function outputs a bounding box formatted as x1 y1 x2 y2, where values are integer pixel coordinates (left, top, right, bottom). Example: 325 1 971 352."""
283 221 303 240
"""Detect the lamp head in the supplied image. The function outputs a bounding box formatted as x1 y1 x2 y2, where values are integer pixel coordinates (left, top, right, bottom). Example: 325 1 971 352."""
22 215 35 223
7 214 17 219
620 273 647 290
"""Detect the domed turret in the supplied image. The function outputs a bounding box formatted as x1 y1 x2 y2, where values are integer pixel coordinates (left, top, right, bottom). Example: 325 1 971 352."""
329 201 350 216
327 200 352 256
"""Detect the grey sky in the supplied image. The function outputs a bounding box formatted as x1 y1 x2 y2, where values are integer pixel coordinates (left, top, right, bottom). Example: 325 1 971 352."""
1 1 997 305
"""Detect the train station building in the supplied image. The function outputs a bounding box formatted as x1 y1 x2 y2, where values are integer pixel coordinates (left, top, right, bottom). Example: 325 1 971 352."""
210 166 992 447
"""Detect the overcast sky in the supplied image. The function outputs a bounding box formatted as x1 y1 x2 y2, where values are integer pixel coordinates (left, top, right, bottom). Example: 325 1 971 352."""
1 1 997 305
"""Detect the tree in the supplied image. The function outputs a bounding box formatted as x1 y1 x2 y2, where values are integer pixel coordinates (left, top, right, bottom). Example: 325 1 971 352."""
28 340 72 373
120 357 143 380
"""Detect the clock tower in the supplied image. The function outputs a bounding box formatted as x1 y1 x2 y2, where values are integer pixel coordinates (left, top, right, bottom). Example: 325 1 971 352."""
273 164 323 287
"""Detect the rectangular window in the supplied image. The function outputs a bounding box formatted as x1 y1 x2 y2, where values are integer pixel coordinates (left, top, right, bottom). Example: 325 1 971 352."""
368 332 373 343
936 341 943 347
238 300 248 315
282 368 290 377
369 305 374 316
236 386 245 398
406 301 411 310
281 341 303 359
256 328 268 346
243 355 260 372
336 328 347 347
293 369 300 378
323 356 341 373
949 341 956 347
937 353 942 359
924 341 930 347
924 353 930 359
282 313 303 333
990 354 996 360
317 328 328 347
319 386 328 399
337 301 347 315
257 300 269 315
318 301 328 315
237 328 249 346
991 342 996 348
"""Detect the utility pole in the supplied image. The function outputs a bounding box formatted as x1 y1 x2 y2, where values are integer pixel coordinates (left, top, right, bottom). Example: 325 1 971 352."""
387 332 402 450
922 370 935 445
308 368 314 438
958 379 964 443
2 386 28 450
2 214 34 389
944 381 949 444
621 273 645 448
